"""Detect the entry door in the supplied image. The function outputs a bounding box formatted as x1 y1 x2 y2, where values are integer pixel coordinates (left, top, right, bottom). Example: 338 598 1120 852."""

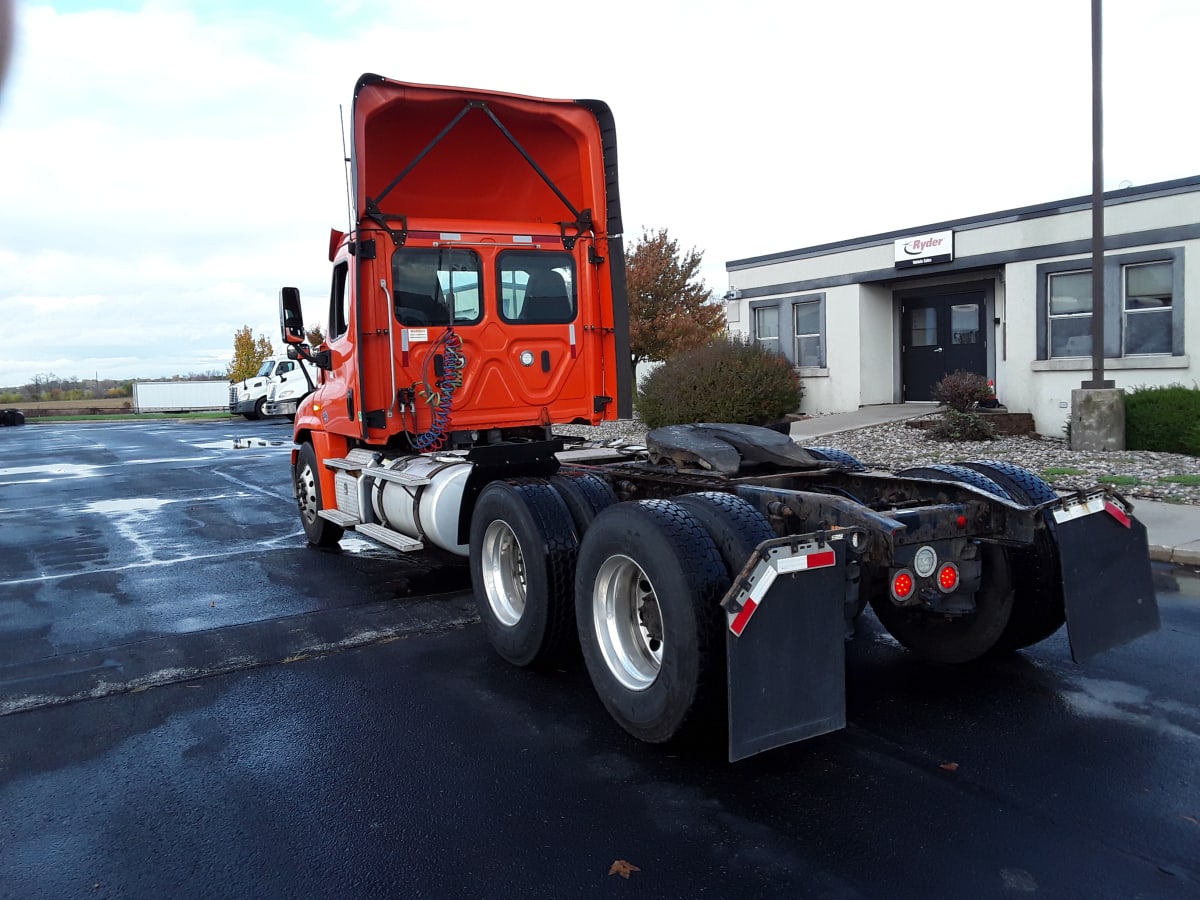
901 291 987 401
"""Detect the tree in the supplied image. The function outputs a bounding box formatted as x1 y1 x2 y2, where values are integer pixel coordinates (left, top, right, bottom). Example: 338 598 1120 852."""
306 324 326 347
227 326 274 382
625 228 725 377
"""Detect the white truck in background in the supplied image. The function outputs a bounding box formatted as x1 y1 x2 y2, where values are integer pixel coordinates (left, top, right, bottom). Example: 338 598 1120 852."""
264 356 318 418
229 356 316 420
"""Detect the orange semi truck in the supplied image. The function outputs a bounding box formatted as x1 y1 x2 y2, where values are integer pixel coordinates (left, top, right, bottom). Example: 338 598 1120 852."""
279 75 1159 761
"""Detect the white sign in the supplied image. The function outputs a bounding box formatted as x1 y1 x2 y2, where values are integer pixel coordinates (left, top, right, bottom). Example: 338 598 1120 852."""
894 230 953 268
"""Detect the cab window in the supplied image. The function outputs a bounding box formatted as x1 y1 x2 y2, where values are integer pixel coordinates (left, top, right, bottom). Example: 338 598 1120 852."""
329 261 349 339
392 248 482 326
498 251 576 324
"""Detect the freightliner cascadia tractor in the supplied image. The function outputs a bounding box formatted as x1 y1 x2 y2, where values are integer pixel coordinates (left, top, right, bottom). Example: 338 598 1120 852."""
279 75 1159 761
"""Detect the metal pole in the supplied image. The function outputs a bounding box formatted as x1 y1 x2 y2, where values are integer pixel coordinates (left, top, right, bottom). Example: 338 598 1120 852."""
1085 0 1114 389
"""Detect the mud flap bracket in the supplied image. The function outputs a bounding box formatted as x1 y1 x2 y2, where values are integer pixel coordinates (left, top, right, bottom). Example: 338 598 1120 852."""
723 530 859 762
1053 491 1160 662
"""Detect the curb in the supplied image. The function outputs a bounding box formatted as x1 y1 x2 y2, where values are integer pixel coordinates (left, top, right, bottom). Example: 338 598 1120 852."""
1149 544 1200 566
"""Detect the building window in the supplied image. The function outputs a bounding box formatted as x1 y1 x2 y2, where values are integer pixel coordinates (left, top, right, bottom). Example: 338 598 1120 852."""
750 294 825 368
1036 249 1183 361
793 299 822 366
754 305 780 354
1047 270 1092 358
1123 261 1172 355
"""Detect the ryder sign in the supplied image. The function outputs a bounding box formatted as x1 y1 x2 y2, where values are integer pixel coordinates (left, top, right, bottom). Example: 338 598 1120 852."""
894 230 953 268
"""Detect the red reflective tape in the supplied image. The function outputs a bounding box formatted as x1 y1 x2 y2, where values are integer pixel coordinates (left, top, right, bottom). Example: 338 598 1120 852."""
1105 501 1131 529
808 550 836 569
729 598 758 637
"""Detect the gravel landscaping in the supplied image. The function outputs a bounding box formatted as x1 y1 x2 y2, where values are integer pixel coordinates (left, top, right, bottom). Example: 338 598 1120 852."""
556 413 1200 506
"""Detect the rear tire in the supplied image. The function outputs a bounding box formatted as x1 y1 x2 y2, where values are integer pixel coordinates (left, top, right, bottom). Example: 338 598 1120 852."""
804 446 866 471
672 492 775 581
575 500 728 743
469 479 579 668
960 460 1066 651
868 543 1014 664
549 472 617 537
294 442 344 548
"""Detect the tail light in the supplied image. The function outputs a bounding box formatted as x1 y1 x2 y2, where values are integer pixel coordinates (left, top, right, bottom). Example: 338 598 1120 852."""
937 563 960 593
891 569 915 602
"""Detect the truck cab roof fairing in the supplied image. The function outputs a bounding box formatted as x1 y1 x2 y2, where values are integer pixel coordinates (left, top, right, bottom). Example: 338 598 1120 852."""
350 74 622 239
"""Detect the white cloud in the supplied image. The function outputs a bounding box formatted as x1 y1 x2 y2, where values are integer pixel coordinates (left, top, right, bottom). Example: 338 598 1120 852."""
0 0 1197 385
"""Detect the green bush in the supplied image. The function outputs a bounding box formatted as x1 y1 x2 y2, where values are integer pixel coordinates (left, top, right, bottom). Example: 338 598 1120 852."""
636 335 803 429
1124 383 1200 456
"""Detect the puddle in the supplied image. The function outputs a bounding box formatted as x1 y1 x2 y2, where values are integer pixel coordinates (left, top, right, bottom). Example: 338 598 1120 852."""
0 463 104 478
193 439 290 450
1154 564 1200 598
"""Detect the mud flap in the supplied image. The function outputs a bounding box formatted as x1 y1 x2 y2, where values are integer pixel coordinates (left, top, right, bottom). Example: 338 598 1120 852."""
1053 492 1160 662
722 533 856 762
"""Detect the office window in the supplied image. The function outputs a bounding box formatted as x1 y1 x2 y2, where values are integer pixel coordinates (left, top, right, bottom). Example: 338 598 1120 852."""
754 306 780 355
1037 250 1183 362
751 294 825 367
793 299 822 366
1123 261 1172 355
1047 270 1092 358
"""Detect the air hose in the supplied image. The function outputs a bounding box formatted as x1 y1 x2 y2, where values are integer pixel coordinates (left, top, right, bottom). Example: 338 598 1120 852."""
410 329 465 452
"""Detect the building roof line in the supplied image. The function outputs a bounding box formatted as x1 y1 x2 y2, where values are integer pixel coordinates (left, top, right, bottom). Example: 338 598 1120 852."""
726 173 1200 272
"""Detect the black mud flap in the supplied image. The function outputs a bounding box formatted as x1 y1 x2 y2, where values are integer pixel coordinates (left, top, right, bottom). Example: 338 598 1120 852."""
722 532 857 762
1053 492 1160 662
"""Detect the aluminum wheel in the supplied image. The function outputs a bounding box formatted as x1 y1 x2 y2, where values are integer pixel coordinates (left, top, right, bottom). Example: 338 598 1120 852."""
480 519 527 626
592 553 664 691
296 465 319 525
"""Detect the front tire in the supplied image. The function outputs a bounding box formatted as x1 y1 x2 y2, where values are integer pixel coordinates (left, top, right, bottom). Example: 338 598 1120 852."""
575 500 728 744
469 479 579 668
294 442 343 548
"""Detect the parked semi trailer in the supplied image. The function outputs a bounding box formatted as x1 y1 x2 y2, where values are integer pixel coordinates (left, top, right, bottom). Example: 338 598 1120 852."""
279 75 1159 760
133 380 229 414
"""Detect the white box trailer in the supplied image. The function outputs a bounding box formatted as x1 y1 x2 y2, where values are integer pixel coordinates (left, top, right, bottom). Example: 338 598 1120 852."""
133 381 230 414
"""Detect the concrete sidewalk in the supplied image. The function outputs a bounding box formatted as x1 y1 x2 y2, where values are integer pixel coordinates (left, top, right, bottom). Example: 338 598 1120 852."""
787 404 1200 567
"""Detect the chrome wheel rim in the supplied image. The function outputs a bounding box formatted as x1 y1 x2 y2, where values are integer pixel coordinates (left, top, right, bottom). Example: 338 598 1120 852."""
296 462 319 524
592 554 663 691
481 519 526 626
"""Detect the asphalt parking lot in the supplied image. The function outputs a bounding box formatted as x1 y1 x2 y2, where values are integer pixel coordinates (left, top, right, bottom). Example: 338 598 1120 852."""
1 419 1198 899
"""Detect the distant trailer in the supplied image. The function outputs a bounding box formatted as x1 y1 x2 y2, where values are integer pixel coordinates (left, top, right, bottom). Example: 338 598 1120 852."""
132 381 231 414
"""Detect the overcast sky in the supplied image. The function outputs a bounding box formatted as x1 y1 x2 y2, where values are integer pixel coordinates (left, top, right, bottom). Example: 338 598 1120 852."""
1 0 1196 385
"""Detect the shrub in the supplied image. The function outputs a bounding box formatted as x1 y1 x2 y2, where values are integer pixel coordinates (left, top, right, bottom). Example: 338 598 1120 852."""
932 369 992 412
635 335 803 429
1124 383 1200 456
927 409 995 442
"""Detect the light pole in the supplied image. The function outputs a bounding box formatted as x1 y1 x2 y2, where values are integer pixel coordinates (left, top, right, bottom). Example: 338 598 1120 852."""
1071 0 1125 450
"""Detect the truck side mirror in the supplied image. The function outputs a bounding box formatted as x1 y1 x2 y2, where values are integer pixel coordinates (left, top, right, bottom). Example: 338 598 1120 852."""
280 287 305 344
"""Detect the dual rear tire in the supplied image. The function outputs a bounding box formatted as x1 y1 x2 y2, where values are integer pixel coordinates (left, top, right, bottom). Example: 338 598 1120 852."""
470 481 775 744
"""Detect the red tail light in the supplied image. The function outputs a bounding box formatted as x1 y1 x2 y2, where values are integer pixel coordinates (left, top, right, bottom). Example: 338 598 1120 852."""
937 563 959 593
891 570 915 602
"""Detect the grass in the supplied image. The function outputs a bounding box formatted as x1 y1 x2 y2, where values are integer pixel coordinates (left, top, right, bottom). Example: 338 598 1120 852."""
1157 474 1200 486
1041 466 1085 478
1098 475 1141 487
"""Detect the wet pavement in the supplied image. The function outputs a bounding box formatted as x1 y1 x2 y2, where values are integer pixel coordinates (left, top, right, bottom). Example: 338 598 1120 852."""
1 420 1198 898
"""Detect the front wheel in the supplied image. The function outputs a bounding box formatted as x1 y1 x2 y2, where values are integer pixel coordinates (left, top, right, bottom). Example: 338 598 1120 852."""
294 442 343 548
575 500 728 744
